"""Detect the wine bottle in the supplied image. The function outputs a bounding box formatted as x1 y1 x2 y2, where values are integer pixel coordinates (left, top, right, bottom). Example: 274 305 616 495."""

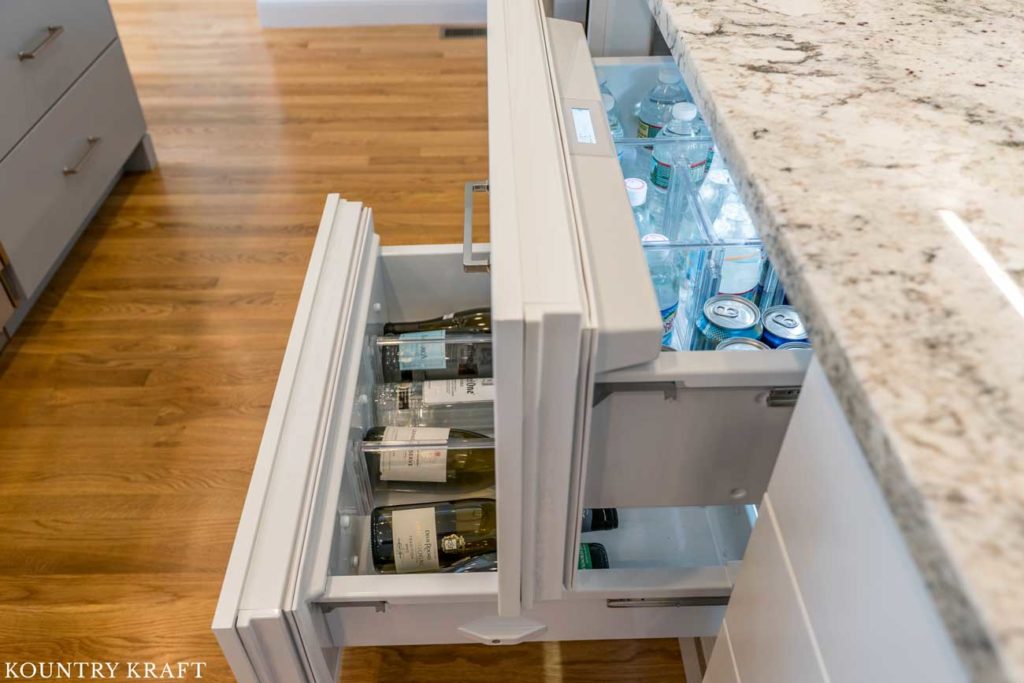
581 508 619 533
383 307 491 335
375 332 493 383
374 379 495 433
363 426 495 493
578 542 610 570
370 499 497 574
440 551 497 573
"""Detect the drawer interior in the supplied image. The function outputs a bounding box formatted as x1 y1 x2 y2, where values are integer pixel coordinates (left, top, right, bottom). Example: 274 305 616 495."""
318 244 498 604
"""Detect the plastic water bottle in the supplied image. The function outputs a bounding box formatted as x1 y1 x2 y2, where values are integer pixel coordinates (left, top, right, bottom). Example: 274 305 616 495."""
603 93 624 141
624 178 653 236
698 168 736 224
641 233 682 345
713 203 764 300
636 68 688 140
646 103 700 229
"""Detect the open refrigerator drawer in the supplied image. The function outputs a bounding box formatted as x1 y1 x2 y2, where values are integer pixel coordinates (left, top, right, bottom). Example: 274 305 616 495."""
215 2 817 679
522 12 814 605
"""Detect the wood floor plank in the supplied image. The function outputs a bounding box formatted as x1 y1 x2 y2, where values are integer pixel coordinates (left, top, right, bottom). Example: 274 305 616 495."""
0 0 684 680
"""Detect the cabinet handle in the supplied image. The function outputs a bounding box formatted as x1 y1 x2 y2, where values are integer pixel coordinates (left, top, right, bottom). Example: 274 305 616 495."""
18 26 64 61
63 136 102 176
463 180 490 273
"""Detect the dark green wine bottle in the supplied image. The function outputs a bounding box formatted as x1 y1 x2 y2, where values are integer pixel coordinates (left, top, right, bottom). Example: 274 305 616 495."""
581 508 619 532
376 307 492 383
375 333 493 383
441 551 497 573
578 542 610 570
383 307 491 335
371 499 497 574
363 426 495 493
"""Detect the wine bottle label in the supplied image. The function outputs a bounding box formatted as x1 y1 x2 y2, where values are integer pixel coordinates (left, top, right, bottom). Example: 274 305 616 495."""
397 331 447 371
379 426 450 482
422 378 495 405
392 507 440 573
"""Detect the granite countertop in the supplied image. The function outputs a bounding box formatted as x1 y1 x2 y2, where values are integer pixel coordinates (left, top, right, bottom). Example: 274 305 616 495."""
646 0 1024 680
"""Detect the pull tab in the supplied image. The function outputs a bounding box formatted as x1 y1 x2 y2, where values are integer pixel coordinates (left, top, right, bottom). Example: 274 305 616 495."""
712 304 740 319
769 312 798 329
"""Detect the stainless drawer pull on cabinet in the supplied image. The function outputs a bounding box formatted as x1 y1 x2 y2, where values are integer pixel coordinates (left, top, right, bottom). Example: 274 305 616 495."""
63 137 102 176
18 26 65 61
463 180 490 273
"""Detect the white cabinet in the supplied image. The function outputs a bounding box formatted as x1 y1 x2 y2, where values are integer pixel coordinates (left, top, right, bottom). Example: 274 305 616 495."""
705 359 968 683
214 2 817 680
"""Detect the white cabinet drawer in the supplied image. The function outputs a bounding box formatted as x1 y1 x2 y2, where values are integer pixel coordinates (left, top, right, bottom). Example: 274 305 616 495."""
718 501 826 683
764 360 968 682
214 198 504 683
0 0 117 158
0 40 145 300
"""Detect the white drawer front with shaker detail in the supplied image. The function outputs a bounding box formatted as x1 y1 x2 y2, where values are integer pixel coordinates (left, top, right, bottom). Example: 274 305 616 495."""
0 40 145 301
0 0 118 159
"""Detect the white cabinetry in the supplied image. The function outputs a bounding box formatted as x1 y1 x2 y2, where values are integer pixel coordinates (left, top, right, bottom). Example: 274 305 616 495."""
705 359 967 683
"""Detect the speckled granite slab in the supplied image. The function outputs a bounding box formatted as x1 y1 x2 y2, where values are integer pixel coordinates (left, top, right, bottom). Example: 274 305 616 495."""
646 0 1024 680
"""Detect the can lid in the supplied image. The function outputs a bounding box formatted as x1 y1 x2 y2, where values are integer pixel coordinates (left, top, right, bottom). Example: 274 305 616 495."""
717 337 769 351
601 92 616 112
703 295 760 330
763 305 807 340
778 341 812 350
658 68 682 84
671 102 698 121
624 178 648 206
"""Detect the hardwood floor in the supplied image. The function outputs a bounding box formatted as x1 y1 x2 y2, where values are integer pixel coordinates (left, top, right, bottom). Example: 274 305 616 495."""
0 0 686 680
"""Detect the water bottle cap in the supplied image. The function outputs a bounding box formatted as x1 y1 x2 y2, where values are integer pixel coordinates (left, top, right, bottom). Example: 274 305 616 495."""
624 178 648 206
601 92 616 112
658 68 682 84
641 232 670 245
672 102 698 121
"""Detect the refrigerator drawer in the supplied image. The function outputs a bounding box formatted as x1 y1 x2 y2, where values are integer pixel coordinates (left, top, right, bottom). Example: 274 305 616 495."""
214 196 499 683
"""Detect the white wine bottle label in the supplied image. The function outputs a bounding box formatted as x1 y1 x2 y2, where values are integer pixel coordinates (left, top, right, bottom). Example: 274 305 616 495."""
392 507 440 573
397 330 447 371
422 378 495 405
379 427 450 482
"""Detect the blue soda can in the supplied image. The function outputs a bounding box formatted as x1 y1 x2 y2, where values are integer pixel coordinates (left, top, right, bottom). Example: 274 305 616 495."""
696 295 762 350
761 305 808 348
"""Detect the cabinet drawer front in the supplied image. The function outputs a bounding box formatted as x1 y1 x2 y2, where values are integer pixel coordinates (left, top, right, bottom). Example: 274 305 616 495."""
719 501 827 683
765 360 968 682
0 0 117 158
0 40 144 300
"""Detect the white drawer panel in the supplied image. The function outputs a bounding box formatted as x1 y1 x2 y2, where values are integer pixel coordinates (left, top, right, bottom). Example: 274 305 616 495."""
766 359 968 683
0 40 144 300
718 501 826 683
0 0 117 158
704 623 741 683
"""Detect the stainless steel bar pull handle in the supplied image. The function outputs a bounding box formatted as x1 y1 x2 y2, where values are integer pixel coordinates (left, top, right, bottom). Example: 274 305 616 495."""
63 137 101 176
463 180 490 273
18 26 64 61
